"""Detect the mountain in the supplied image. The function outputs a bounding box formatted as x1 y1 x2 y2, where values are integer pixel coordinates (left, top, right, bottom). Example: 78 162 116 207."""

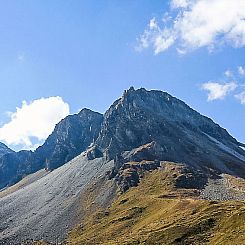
33 108 103 170
0 142 14 157
0 87 244 244
1 87 244 191
95 87 245 177
0 108 103 189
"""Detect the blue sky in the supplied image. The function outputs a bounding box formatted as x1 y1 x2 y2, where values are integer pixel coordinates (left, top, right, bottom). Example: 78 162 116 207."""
0 0 244 150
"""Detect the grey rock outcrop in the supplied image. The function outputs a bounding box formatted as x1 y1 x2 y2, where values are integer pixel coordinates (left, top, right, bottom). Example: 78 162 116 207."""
34 108 103 170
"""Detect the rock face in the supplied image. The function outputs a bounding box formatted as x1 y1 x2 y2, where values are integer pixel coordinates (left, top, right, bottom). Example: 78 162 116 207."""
33 108 103 170
0 151 32 189
0 142 14 158
95 87 245 178
0 109 103 189
116 160 161 192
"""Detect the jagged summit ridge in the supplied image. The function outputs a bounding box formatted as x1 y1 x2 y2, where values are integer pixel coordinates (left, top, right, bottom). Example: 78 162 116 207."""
0 87 245 190
0 142 14 157
94 87 244 178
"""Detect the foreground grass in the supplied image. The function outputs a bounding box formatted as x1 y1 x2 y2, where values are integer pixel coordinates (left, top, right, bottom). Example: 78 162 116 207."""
67 163 245 244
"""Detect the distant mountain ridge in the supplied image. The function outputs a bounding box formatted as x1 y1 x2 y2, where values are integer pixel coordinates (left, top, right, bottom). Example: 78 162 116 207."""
0 142 14 158
0 109 103 189
0 87 245 190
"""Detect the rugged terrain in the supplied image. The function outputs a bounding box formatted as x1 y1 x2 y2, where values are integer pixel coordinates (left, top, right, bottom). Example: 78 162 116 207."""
0 143 14 158
68 162 245 245
0 109 103 189
95 87 245 177
0 154 114 244
0 87 245 244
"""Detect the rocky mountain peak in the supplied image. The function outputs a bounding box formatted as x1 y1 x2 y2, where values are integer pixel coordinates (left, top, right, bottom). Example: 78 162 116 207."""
34 108 103 170
0 142 14 157
78 107 99 116
1 87 244 245
123 85 135 94
109 87 186 118
1 87 245 190
96 87 245 177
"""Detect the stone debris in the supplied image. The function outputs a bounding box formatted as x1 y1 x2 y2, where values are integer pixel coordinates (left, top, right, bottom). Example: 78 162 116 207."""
200 175 245 201
0 155 113 244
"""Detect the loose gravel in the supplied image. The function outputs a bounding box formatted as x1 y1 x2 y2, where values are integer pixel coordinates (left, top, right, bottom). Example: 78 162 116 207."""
200 174 245 201
0 154 113 244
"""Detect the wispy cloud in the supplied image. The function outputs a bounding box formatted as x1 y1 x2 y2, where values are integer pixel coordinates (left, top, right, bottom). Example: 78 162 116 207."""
171 0 191 8
235 91 245 104
136 17 175 54
202 66 245 104
202 82 237 101
0 97 70 150
137 0 245 54
238 66 245 76
224 70 233 78
17 52 26 62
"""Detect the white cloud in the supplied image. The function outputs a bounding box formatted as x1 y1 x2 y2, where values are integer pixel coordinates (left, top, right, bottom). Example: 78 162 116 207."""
235 91 245 104
136 18 175 54
171 0 190 8
149 18 158 30
201 82 237 101
224 70 233 78
238 66 245 76
137 0 245 54
0 97 70 150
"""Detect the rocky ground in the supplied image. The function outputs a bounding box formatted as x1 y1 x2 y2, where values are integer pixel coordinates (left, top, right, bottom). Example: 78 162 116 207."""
200 174 245 201
0 169 49 198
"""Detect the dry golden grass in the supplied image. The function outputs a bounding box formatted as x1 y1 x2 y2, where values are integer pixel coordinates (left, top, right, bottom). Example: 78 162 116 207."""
67 163 245 245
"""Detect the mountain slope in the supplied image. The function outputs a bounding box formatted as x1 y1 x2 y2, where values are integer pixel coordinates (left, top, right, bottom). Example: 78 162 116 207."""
0 109 103 189
33 108 103 170
1 87 245 190
0 150 32 190
68 163 245 245
0 87 244 244
95 87 245 178
0 154 114 244
0 142 14 157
